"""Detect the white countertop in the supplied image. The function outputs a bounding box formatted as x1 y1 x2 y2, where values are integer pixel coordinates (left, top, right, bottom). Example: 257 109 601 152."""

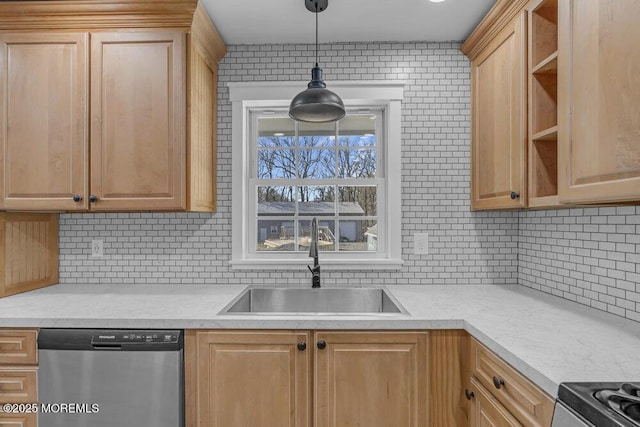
1 283 639 397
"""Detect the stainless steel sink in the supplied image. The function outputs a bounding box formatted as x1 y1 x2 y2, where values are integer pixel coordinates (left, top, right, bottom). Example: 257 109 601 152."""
219 287 408 315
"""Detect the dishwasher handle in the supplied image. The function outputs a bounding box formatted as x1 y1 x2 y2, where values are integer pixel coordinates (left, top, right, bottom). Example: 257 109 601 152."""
91 343 123 350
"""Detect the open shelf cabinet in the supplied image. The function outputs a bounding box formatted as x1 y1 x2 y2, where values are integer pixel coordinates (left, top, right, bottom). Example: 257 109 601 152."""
528 0 560 208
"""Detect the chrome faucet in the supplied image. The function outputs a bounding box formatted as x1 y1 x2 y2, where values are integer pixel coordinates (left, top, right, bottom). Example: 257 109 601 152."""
308 217 321 288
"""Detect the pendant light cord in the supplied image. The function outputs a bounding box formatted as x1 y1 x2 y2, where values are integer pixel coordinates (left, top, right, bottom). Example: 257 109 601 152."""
315 1 319 67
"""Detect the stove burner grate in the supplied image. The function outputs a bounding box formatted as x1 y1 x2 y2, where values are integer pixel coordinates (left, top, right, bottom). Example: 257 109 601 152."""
595 383 640 425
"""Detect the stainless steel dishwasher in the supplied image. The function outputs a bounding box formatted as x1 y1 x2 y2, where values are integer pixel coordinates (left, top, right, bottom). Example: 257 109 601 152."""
38 329 183 427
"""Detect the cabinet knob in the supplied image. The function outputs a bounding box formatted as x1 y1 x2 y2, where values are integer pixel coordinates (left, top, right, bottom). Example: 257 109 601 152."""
297 342 306 351
317 340 326 350
493 376 505 389
510 191 520 200
465 389 475 400
72 194 82 202
89 195 98 203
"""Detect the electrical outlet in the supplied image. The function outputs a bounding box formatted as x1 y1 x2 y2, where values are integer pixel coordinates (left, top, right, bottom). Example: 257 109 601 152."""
91 240 104 258
414 233 428 255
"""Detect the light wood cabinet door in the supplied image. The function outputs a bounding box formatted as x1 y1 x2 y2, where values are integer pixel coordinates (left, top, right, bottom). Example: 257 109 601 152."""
314 331 428 427
187 38 218 212
429 330 469 427
471 13 527 210
0 328 38 426
0 33 87 211
186 330 311 427
0 330 37 365
90 31 186 211
0 214 58 298
0 414 37 427
0 368 37 404
470 338 555 427
470 338 554 427
558 0 640 203
469 378 522 427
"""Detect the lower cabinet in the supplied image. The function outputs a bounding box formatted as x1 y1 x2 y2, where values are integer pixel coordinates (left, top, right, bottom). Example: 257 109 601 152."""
0 328 554 427
466 338 554 427
186 330 429 427
314 331 428 427
469 378 521 427
0 329 39 427
185 330 312 427
0 415 37 427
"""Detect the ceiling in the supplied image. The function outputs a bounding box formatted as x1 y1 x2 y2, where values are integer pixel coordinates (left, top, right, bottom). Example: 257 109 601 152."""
200 0 497 45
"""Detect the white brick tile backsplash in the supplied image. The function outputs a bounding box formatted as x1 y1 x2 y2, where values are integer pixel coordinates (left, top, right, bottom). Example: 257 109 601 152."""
519 206 640 322
59 41 518 288
57 42 639 322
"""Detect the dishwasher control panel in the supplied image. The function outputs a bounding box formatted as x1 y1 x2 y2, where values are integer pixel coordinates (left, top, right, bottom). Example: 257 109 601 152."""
92 332 179 344
38 329 183 351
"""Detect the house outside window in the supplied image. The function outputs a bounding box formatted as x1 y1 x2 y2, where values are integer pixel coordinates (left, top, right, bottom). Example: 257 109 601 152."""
229 82 403 270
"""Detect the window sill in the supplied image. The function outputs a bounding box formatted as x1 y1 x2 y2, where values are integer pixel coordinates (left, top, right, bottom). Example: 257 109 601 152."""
229 257 404 271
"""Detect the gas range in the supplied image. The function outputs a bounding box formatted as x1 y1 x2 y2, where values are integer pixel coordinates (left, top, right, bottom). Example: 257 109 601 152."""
553 382 640 427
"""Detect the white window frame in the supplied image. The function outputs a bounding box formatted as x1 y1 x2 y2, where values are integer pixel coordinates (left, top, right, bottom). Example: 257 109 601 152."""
229 81 404 270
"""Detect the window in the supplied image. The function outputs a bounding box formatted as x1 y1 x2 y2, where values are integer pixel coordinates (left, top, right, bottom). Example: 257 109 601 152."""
229 82 403 269
254 112 380 253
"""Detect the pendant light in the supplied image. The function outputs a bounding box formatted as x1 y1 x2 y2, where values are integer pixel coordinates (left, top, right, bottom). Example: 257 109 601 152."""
289 0 346 123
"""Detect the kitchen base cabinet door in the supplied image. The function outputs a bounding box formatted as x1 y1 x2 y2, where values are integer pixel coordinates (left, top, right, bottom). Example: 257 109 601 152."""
470 337 554 426
429 330 469 427
314 331 428 427
0 329 38 365
0 329 38 427
186 330 311 427
0 414 37 427
469 378 523 427
0 368 37 404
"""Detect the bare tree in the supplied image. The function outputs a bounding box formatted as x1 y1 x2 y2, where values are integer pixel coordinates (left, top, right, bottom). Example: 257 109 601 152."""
258 134 376 215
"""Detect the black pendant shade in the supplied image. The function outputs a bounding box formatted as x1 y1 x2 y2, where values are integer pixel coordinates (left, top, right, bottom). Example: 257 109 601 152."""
289 65 345 123
289 0 345 123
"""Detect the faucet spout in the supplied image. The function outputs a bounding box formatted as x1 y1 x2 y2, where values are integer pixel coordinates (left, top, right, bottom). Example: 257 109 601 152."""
308 217 321 288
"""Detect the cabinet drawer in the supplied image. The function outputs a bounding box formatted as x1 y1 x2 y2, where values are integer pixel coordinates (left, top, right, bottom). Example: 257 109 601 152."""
0 368 37 404
0 331 37 365
470 338 554 426
470 377 522 427
0 413 37 427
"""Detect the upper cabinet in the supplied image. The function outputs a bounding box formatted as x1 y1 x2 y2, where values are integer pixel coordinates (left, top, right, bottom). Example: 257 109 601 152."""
464 0 640 209
0 1 226 212
528 0 559 208
0 33 88 211
90 31 186 211
462 1 529 210
558 0 640 204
